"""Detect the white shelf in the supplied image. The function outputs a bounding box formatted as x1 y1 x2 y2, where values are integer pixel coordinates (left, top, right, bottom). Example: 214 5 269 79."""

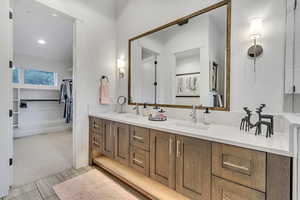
13 84 60 91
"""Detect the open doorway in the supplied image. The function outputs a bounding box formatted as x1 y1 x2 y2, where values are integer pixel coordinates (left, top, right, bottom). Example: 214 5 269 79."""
11 0 75 186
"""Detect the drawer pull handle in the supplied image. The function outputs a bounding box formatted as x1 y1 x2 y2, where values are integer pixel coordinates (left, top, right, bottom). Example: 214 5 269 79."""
93 142 101 146
223 161 249 172
176 140 181 157
169 138 173 155
133 158 143 164
133 135 144 141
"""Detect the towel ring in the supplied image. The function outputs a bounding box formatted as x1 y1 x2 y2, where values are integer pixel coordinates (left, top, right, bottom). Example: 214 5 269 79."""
101 76 109 82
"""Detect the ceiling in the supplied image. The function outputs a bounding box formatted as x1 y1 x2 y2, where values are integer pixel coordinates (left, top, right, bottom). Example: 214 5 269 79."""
13 0 74 65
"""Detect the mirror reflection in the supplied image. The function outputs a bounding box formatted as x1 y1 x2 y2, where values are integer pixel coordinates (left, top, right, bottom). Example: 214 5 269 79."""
130 5 228 108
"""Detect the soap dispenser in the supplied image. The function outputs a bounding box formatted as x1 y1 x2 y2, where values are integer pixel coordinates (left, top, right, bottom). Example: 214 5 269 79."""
203 107 210 125
141 103 149 117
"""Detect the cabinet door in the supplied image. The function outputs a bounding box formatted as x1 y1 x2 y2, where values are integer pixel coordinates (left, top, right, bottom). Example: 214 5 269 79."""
212 176 265 200
114 122 130 166
102 120 114 159
150 130 176 189
176 136 211 200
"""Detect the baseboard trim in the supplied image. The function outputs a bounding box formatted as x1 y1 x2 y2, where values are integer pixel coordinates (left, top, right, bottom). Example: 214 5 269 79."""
14 125 72 138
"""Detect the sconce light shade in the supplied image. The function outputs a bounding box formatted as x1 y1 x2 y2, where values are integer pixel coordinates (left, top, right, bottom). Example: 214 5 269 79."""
117 59 126 69
250 18 263 40
117 58 126 79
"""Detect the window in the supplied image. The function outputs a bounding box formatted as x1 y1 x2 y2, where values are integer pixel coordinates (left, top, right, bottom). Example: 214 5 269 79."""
11 68 58 87
24 69 57 86
12 68 20 84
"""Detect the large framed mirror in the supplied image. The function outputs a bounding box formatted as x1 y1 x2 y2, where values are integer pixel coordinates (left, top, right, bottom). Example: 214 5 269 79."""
129 0 231 111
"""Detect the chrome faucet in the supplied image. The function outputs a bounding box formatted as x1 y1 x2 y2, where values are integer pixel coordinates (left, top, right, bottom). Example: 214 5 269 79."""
190 105 197 123
133 103 140 115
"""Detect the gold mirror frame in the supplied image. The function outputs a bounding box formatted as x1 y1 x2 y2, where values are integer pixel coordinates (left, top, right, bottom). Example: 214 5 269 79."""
128 0 231 111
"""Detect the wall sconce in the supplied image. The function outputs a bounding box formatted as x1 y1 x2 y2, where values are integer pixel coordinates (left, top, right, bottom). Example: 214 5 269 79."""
117 58 126 79
248 18 263 71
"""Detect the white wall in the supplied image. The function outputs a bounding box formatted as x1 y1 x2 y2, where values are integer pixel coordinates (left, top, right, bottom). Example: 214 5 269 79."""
13 54 72 138
35 0 117 169
117 0 286 113
0 0 11 197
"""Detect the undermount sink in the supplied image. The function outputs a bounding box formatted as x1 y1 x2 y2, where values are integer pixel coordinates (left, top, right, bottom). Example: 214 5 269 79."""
174 121 209 130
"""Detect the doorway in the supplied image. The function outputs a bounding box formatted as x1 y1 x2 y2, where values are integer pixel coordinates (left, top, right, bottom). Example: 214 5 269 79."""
10 0 76 186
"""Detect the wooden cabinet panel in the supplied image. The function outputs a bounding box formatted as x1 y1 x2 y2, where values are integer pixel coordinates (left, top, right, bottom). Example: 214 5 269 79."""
114 123 130 166
130 126 150 151
267 154 292 200
212 143 266 192
90 117 102 133
176 136 211 200
212 176 265 200
102 120 114 159
130 146 150 176
150 130 176 189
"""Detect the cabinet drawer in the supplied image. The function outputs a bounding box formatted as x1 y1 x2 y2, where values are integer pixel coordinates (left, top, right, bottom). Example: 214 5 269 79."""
130 126 150 151
212 176 265 200
130 146 150 176
90 117 102 133
212 143 266 192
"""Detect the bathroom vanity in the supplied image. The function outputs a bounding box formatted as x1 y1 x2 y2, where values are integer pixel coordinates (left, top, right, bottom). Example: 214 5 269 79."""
89 112 292 200
89 1 293 199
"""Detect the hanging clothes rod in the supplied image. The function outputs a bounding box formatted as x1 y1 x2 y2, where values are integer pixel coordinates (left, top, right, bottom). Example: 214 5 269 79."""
62 79 73 82
20 99 60 102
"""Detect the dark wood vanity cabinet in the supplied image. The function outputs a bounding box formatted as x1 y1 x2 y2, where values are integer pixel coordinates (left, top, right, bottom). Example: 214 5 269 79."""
176 136 212 200
150 130 176 189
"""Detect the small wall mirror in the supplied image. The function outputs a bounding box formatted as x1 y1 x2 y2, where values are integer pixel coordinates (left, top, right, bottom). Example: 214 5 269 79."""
129 1 231 111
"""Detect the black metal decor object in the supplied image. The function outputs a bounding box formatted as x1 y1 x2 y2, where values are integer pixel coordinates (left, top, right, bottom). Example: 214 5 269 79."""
153 59 159 109
240 104 274 138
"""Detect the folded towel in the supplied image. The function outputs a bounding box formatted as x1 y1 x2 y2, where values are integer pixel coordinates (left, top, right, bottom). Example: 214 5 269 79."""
100 79 110 104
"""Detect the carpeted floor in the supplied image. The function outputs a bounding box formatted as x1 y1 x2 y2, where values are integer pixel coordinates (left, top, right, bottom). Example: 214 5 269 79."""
13 131 73 186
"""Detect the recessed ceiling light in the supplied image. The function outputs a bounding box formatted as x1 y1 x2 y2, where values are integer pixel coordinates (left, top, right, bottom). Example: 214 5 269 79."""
52 13 58 17
37 39 46 45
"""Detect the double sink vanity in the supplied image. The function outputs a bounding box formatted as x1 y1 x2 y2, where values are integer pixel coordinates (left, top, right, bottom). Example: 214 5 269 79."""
89 0 295 199
89 112 292 200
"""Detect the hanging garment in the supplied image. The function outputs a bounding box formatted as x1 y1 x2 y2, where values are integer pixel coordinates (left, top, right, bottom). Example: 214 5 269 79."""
99 78 110 104
59 80 73 123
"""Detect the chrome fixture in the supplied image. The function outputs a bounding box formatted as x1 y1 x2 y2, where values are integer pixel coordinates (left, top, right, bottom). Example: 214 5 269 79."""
190 105 197 123
133 103 140 115
247 18 264 72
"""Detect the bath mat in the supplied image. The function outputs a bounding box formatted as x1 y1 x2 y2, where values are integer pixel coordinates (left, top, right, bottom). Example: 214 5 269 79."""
53 169 140 200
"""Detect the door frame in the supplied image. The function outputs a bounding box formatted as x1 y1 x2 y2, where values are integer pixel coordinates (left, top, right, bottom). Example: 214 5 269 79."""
6 0 80 193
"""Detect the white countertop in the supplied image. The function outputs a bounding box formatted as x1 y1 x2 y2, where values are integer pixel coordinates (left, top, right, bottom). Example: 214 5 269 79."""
89 111 293 157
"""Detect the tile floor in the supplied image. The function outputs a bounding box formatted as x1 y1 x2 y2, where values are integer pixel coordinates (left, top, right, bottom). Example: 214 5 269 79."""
1 166 148 200
1 166 92 200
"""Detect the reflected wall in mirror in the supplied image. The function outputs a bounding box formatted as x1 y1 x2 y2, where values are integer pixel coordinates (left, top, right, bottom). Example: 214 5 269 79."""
129 1 231 110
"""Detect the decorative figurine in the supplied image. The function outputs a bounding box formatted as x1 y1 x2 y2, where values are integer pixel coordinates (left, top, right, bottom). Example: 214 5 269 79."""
240 104 274 138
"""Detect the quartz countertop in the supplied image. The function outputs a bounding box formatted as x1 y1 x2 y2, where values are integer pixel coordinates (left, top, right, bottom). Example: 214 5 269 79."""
89 111 293 157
